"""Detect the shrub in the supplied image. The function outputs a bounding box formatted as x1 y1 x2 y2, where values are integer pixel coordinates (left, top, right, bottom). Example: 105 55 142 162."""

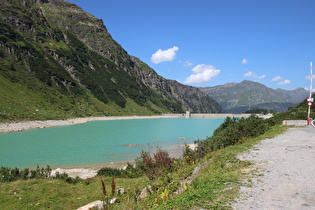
0 165 52 182
97 162 139 178
153 148 173 171
195 115 269 159
97 167 125 177
182 144 197 164
54 172 81 184
134 148 175 180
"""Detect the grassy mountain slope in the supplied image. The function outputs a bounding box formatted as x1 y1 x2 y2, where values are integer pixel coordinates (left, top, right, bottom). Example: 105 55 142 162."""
200 80 309 113
0 0 222 122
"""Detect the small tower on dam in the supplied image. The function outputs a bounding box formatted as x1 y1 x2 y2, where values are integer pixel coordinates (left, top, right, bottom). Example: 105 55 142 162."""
185 111 191 118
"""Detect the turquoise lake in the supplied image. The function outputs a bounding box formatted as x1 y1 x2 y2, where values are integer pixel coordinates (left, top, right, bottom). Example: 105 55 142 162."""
0 118 225 168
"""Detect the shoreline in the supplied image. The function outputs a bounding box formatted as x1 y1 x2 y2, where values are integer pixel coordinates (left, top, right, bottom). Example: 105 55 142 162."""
0 115 174 133
11 143 196 180
0 113 265 134
52 143 196 179
50 160 136 180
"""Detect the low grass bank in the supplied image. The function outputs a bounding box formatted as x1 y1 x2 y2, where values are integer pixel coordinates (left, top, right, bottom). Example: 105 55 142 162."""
0 123 287 209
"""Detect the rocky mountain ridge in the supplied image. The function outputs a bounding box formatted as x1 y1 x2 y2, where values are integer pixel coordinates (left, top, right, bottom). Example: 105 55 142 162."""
0 0 222 121
200 80 309 113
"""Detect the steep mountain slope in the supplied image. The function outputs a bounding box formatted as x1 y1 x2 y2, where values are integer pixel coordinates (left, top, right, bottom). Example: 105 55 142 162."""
200 80 309 113
0 0 222 121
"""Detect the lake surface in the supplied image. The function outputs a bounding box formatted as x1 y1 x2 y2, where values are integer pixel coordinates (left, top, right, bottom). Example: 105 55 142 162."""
0 118 225 168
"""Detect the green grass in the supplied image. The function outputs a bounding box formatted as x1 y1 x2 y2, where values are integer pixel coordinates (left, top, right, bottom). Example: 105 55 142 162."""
0 176 149 209
155 124 287 209
0 73 164 123
0 125 287 209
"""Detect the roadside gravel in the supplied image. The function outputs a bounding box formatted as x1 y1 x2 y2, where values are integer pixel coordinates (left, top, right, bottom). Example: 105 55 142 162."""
231 126 315 209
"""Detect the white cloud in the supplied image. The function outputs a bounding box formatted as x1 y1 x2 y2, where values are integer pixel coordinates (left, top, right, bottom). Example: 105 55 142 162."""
184 64 220 84
244 71 266 79
272 76 290 85
277 80 291 85
184 61 193 67
244 71 256 77
271 76 283 82
151 46 179 64
241 58 248 65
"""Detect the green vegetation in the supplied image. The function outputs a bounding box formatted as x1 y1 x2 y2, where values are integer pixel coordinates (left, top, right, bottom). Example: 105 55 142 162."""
0 165 52 182
194 115 275 159
270 95 315 124
0 2 187 123
0 0 313 208
244 108 270 114
0 114 292 209
157 124 287 209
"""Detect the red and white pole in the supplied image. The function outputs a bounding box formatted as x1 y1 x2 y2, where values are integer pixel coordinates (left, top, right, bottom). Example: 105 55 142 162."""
307 61 313 125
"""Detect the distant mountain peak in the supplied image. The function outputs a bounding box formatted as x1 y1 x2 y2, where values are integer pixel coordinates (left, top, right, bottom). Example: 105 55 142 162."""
199 81 309 113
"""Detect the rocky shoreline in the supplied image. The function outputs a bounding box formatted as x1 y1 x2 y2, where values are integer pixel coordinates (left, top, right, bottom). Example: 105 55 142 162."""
0 115 174 133
50 161 132 179
49 143 196 180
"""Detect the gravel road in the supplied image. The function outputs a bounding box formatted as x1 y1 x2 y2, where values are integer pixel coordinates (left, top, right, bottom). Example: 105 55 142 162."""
231 126 315 209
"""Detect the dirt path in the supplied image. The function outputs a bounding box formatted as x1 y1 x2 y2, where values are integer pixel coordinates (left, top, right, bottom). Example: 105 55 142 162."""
231 126 315 209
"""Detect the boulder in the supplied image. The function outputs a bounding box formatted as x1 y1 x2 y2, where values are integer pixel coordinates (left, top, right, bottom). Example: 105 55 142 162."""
76 200 104 210
137 186 153 200
116 188 125 195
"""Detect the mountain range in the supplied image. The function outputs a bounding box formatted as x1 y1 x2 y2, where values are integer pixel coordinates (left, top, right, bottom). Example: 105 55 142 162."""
0 0 223 121
200 80 309 113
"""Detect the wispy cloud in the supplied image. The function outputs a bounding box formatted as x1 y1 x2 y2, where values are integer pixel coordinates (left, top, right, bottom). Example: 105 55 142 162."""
277 80 291 85
184 64 220 84
151 46 179 64
271 76 290 85
184 61 193 67
271 76 283 82
244 71 266 79
241 58 248 65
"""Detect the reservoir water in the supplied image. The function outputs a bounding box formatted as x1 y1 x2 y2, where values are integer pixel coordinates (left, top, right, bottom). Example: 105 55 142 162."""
0 118 225 168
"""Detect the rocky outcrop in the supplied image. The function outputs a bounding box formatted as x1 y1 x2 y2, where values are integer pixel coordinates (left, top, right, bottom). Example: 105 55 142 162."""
131 57 223 113
37 0 222 113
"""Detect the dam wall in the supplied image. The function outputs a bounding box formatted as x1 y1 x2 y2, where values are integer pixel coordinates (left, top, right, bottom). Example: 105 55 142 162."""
161 113 254 119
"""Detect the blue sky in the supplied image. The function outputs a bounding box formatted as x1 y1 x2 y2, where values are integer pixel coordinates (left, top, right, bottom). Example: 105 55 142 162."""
67 0 315 90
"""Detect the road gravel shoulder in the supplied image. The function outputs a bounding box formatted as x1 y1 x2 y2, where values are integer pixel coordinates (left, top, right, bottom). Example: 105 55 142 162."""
231 126 315 209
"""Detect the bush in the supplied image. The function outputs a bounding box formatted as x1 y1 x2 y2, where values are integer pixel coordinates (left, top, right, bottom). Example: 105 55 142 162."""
97 162 139 178
134 148 175 180
195 115 269 159
0 165 52 182
54 172 81 184
182 144 197 164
